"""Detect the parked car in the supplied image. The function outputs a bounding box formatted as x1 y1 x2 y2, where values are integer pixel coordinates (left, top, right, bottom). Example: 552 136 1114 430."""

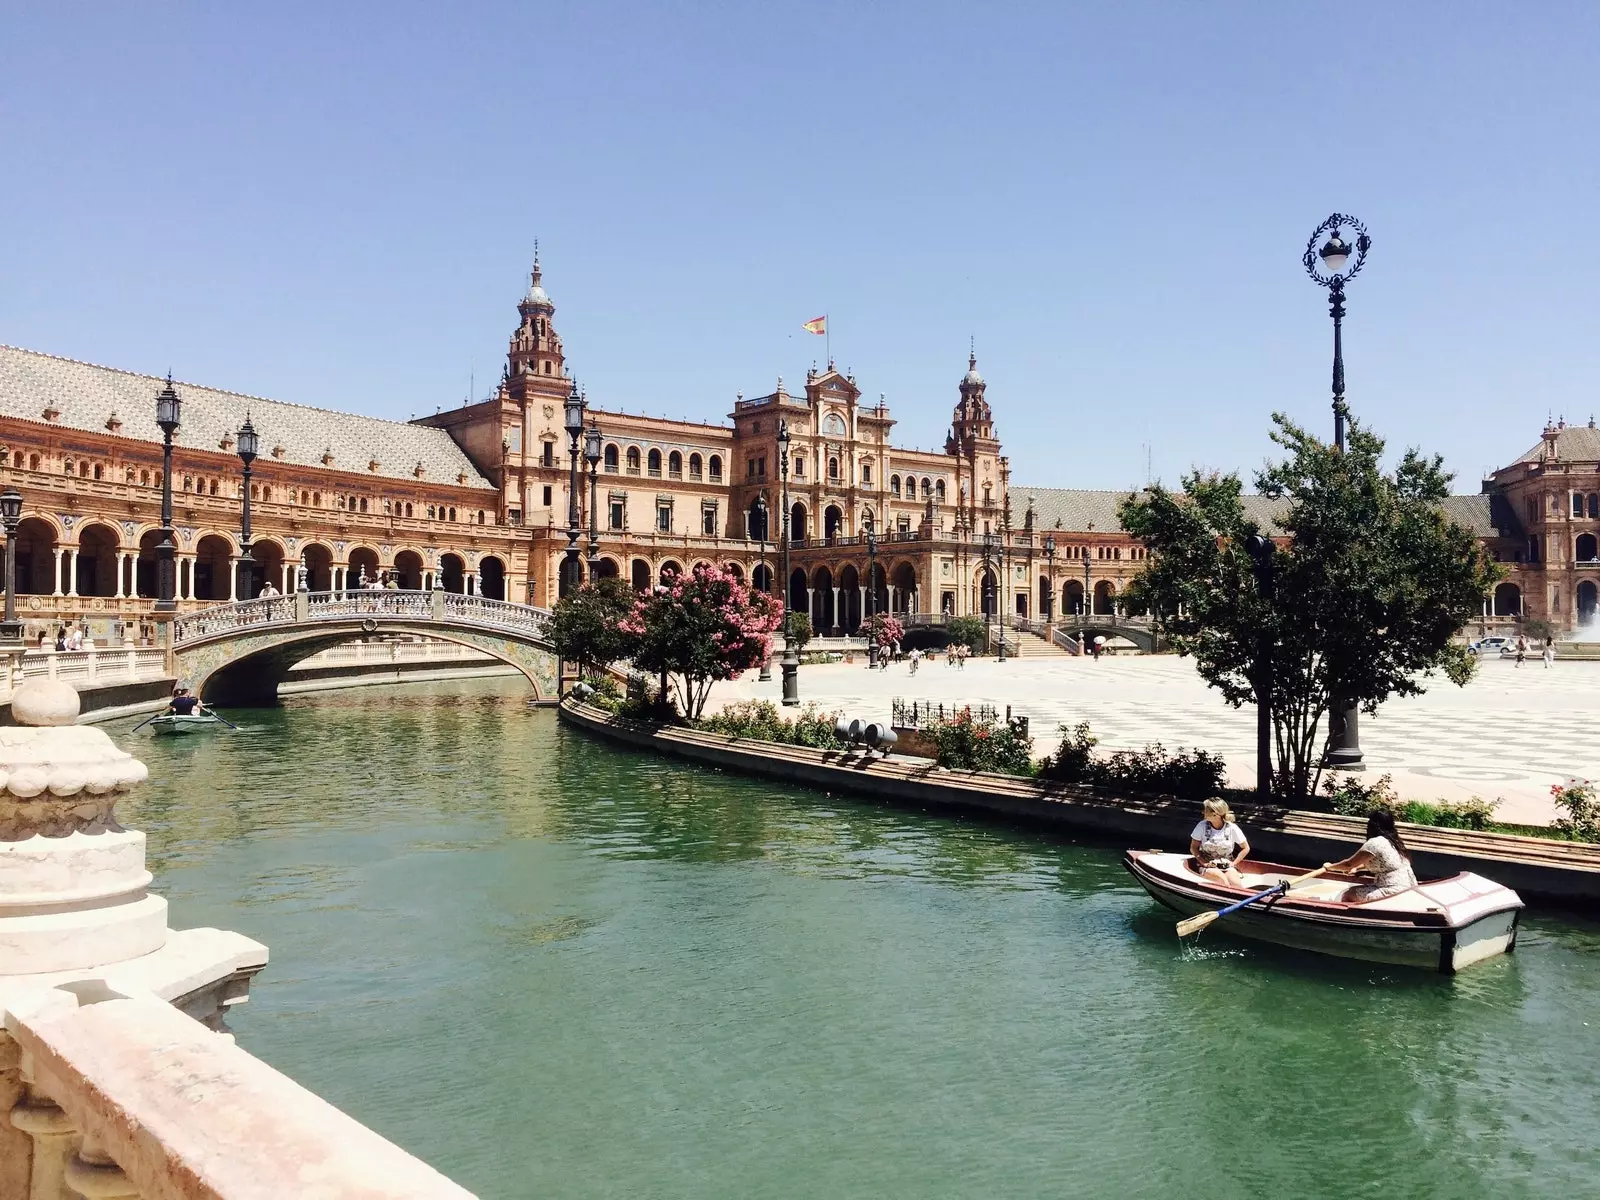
1469 635 1514 656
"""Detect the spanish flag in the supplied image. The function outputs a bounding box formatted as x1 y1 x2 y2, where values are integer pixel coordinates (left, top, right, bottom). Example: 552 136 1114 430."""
802 315 827 335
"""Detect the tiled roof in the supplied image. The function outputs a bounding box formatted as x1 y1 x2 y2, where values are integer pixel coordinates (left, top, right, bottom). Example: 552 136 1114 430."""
1021 485 1505 541
1018 486 1287 535
1514 424 1600 465
0 346 495 491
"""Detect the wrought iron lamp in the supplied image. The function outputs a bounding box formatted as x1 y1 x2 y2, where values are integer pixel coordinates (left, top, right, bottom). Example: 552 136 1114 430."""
753 494 771 681
562 379 585 598
0 487 23 643
153 376 182 614
865 513 879 669
584 420 602 577
236 416 258 600
1043 534 1056 626
778 419 799 705
1304 213 1372 770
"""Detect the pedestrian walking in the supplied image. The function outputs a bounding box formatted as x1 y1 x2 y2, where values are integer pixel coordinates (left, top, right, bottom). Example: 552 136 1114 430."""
1542 636 1555 668
1515 634 1528 667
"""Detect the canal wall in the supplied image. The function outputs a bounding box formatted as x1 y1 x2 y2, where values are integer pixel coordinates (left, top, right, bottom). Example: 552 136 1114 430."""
560 700 1600 906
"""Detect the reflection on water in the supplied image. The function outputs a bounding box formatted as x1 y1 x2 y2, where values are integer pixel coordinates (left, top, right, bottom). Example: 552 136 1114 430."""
113 678 1600 1200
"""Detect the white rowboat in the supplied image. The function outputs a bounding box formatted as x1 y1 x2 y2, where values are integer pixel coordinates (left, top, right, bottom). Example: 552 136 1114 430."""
147 713 226 736
1123 849 1523 973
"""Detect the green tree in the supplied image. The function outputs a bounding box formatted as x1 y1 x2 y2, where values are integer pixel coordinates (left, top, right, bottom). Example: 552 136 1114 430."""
1119 414 1499 800
945 614 985 651
783 611 813 652
628 564 783 720
546 577 640 681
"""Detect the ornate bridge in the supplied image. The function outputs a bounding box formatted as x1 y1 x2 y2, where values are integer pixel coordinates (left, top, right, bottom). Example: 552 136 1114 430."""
1032 614 1160 653
171 590 557 704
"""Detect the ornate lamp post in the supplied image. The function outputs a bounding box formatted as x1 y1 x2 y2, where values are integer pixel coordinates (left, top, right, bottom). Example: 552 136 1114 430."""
153 376 182 614
778 419 799 706
1082 550 1091 617
865 513 879 669
1043 534 1056 627
584 420 602 578
998 523 1008 663
753 494 771 682
1 488 23 643
562 379 585 598
235 416 258 601
1305 213 1372 770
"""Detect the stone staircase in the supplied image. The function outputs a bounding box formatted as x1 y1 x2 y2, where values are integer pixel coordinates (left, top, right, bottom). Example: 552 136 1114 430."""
1013 628 1077 657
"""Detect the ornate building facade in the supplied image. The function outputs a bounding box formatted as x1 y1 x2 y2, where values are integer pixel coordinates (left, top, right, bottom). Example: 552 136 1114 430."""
0 255 1574 647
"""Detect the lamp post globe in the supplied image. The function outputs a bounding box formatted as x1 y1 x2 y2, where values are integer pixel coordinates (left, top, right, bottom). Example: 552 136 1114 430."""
153 375 182 615
1304 212 1372 770
235 416 258 600
0 486 23 643
777 419 798 705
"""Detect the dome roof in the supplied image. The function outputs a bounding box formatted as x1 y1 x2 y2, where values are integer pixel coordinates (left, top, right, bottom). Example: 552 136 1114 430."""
962 352 984 387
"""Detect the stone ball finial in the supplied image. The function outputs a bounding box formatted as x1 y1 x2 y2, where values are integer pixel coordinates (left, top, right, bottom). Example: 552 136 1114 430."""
11 678 82 726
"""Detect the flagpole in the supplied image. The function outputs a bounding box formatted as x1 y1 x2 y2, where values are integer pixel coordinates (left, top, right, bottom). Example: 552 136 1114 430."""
826 314 830 367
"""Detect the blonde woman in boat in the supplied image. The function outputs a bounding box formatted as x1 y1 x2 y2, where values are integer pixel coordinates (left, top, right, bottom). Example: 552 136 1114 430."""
1325 810 1418 902
1189 798 1251 887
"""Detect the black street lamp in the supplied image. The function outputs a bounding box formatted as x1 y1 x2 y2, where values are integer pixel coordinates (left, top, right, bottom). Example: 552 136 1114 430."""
752 494 771 682
236 416 258 601
1 487 23 643
585 420 602 578
562 379 585 598
1082 550 1091 619
1305 213 1372 770
778 419 799 705
865 513 879 669
997 523 1008 663
154 376 181 614
1043 534 1056 626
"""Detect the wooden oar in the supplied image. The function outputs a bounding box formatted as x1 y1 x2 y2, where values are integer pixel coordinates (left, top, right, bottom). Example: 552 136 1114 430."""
130 712 162 732
199 708 240 731
1176 866 1329 939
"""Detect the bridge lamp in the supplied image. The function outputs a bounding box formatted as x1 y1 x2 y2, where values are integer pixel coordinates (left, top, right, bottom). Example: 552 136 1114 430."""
1 486 23 643
865 513 879 669
236 416 258 600
153 376 182 614
1042 534 1056 625
778 418 798 705
562 379 585 598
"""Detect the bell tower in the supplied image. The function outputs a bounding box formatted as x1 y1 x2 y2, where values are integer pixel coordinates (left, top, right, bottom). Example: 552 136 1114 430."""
507 244 566 398
945 348 1005 530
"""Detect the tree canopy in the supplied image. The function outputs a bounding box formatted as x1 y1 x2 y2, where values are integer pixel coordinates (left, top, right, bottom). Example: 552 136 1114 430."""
545 576 639 681
1119 413 1499 799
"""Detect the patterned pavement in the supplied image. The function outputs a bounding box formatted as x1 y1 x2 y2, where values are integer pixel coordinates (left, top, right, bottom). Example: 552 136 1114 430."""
712 654 1600 826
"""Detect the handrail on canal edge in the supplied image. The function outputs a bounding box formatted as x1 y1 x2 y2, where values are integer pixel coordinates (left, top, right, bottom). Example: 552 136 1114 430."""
556 698 1600 907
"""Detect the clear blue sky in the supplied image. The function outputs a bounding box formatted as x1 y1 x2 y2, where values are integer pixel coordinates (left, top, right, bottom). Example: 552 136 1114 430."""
3 2 1597 490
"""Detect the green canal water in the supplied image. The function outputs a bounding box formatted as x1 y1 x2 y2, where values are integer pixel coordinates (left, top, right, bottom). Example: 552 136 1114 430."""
111 678 1599 1199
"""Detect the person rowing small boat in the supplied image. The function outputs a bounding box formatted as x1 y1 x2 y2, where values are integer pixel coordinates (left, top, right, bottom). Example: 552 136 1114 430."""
1323 810 1418 902
1189 798 1251 888
167 686 207 717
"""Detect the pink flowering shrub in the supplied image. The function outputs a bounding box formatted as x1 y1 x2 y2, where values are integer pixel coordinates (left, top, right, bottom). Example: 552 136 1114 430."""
626 564 783 720
869 613 905 649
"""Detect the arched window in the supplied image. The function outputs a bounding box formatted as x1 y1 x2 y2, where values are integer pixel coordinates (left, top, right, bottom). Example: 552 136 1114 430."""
427 505 436 520
828 457 839 480
359 498 368 513
605 444 619 473
478 510 486 525
29 455 40 472
62 458 73 476
626 447 641 475
921 478 931 497
93 464 103 480
689 453 703 480
405 503 413 518
140 469 150 486
79 461 90 478
648 449 663 476
209 479 218 496
668 451 683 478
890 475 901 497
1575 493 1585 518
1590 494 1599 519
448 507 457 522
708 455 722 482
312 491 321 506
936 480 946 502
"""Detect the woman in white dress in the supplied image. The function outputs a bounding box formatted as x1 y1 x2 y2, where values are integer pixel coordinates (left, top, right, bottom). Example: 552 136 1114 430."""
1189 798 1251 887
1326 810 1417 902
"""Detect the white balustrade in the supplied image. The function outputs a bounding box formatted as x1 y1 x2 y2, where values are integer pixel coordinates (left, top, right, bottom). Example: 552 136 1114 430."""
172 590 552 646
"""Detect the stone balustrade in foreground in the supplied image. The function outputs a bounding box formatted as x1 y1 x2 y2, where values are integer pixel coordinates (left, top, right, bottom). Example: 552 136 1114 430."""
0 678 477 1199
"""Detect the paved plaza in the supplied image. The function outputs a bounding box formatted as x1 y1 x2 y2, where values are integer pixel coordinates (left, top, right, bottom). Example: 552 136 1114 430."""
712 653 1600 826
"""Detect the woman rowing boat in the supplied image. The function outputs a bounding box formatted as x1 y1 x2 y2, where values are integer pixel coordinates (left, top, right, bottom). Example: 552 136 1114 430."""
1325 810 1418 902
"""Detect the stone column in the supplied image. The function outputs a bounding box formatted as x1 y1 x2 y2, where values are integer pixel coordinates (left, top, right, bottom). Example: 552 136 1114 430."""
9 1094 78 1199
466 572 477 596
858 586 866 630
281 563 292 594
832 586 841 635
228 559 239 603
51 547 63 598
114 552 127 599
806 588 815 627
64 549 78 598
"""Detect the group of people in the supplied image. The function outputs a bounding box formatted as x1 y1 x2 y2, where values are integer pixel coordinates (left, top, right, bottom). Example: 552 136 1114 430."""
38 624 90 651
1511 634 1556 668
1189 796 1417 903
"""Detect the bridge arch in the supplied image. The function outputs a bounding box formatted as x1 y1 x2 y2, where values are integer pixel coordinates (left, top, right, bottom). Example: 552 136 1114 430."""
172 592 557 705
